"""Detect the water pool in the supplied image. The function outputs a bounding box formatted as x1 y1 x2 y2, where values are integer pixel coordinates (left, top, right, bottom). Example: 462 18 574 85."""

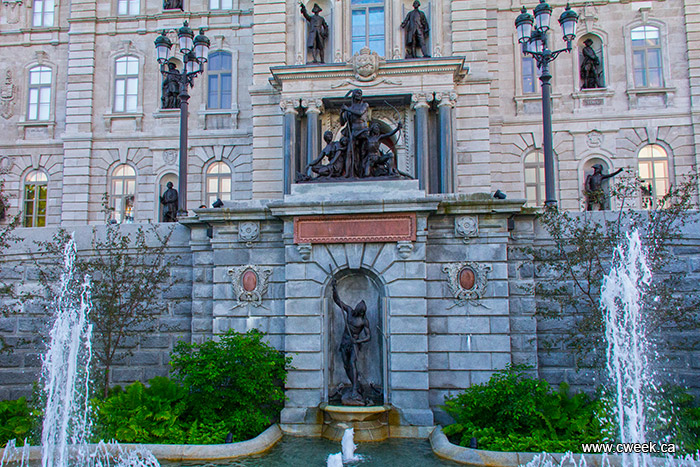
163 437 462 467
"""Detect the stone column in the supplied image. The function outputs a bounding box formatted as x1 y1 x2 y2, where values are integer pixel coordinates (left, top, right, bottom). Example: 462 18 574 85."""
436 91 456 194
281 99 298 195
412 93 430 191
303 98 323 170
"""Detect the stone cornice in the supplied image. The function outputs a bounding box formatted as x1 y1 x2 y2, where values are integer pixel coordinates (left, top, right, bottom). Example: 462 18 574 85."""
269 56 468 89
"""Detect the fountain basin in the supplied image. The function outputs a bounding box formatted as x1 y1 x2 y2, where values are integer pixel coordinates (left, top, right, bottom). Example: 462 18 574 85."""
319 404 391 441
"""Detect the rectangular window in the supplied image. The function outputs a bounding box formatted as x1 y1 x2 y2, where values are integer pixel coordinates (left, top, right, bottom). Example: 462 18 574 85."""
210 0 232 10
33 0 54 27
207 52 233 110
351 0 385 56
117 0 139 15
522 56 536 93
631 25 663 88
28 66 52 121
114 57 139 112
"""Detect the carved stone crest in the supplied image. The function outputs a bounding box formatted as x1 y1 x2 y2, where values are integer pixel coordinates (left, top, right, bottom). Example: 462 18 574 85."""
352 47 380 81
0 156 12 173
1 70 16 120
455 215 478 242
238 221 260 245
3 1 22 24
227 265 273 308
442 262 491 305
163 150 177 165
586 130 603 148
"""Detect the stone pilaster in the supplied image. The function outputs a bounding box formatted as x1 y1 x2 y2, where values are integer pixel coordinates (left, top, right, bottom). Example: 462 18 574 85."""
280 99 299 195
435 91 457 194
302 98 323 169
412 92 430 192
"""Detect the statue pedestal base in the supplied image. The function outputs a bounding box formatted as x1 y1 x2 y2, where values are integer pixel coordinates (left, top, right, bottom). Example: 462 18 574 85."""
319 404 391 441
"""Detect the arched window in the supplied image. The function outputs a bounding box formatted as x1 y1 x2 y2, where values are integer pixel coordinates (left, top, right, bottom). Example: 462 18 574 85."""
205 162 232 206
27 66 52 121
524 150 545 207
631 26 662 88
111 164 136 223
23 171 48 227
638 144 669 209
114 56 139 112
32 0 55 27
351 0 384 56
207 52 232 110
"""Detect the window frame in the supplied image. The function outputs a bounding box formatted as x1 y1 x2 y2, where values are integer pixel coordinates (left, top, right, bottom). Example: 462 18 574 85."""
27 65 52 121
207 51 233 110
113 55 140 113
351 0 385 57
117 0 140 16
523 150 546 207
630 25 663 88
22 170 48 228
110 164 137 223
522 56 537 94
204 161 233 207
209 0 232 10
637 143 670 210
624 20 672 95
32 0 55 27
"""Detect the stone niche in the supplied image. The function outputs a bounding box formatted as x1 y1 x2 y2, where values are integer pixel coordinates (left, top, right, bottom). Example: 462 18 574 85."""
325 269 386 406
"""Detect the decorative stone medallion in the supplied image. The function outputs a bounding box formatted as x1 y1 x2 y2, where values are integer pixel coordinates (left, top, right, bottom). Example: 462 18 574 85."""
238 221 260 246
396 241 414 260
0 70 15 119
454 215 478 243
227 265 273 308
442 262 492 304
0 156 12 172
163 150 178 165
352 47 380 82
586 130 603 148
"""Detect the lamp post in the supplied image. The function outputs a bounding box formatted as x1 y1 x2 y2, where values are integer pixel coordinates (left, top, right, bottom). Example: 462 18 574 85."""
516 1 578 207
154 22 210 217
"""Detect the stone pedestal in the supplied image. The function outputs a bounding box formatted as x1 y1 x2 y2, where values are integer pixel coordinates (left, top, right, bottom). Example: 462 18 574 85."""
320 404 391 441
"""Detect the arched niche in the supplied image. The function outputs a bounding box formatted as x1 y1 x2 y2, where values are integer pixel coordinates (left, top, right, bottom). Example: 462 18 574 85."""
324 268 386 406
582 156 612 210
578 33 605 89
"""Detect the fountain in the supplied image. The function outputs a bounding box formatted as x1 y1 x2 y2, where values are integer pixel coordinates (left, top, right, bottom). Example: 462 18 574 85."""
0 236 159 467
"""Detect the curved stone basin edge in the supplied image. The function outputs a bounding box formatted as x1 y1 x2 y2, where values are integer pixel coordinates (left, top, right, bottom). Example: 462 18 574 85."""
0 424 283 462
429 426 651 467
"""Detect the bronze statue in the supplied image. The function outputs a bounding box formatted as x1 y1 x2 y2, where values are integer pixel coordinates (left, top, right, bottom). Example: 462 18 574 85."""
161 62 181 109
363 121 402 177
331 276 370 406
160 181 179 222
299 2 329 63
163 0 182 10
340 89 370 178
401 0 430 59
308 131 346 178
580 38 602 89
584 164 622 210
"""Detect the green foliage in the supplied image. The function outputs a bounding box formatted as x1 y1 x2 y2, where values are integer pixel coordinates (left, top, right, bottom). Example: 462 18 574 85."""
0 174 23 354
651 385 700 454
443 365 609 452
93 377 188 444
170 329 291 443
0 397 40 447
524 172 700 366
34 219 179 397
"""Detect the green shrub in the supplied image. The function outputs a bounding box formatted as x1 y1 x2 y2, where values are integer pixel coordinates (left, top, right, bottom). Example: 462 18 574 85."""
652 385 700 454
170 329 291 443
0 397 39 447
443 365 608 452
92 377 188 444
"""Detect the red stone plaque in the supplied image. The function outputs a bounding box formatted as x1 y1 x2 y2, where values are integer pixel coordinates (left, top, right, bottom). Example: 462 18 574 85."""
294 213 416 244
459 267 476 290
242 269 258 291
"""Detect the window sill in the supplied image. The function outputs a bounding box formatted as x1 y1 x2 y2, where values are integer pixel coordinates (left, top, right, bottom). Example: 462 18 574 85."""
198 108 240 130
626 86 675 109
17 120 56 139
514 93 563 116
571 88 615 112
103 111 144 131
153 108 181 119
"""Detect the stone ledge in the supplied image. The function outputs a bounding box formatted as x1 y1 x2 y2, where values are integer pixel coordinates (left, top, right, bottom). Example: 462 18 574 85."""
0 424 282 462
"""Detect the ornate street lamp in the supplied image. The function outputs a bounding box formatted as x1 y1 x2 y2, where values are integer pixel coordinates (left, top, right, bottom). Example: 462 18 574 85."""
516 1 578 207
154 22 210 217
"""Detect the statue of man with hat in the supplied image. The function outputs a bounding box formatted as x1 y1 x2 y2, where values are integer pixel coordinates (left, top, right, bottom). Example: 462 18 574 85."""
299 2 329 63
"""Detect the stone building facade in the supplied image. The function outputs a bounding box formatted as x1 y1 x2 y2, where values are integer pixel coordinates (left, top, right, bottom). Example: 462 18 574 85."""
1 0 699 434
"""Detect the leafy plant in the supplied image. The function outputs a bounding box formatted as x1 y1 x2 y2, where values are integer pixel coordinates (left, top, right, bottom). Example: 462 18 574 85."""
443 365 609 452
0 397 40 447
0 172 23 354
170 329 291 443
651 385 700 454
523 172 700 367
93 377 188 444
